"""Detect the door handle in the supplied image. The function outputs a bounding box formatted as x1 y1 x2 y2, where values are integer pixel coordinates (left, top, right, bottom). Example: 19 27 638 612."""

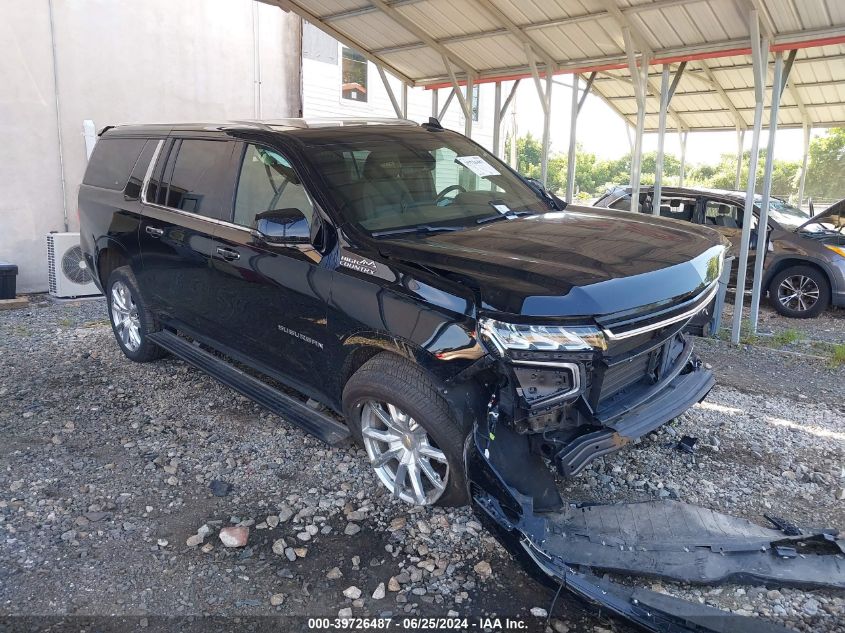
216 247 240 261
145 226 164 238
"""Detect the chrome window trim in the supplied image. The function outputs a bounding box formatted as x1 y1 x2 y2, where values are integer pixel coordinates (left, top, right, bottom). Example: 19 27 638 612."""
511 360 582 407
140 139 164 197
140 138 252 234
604 281 720 341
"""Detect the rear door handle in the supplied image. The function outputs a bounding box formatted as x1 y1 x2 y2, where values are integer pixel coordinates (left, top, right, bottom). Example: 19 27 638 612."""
145 226 164 237
216 247 240 261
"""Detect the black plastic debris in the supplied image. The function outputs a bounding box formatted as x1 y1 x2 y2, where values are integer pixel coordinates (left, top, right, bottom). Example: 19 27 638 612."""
765 514 802 536
209 480 232 497
467 424 845 633
676 435 698 453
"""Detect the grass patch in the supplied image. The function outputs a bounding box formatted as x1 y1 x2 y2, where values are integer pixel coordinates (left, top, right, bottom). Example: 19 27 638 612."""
770 328 802 347
829 343 845 368
738 319 758 345
58 317 75 328
810 342 845 368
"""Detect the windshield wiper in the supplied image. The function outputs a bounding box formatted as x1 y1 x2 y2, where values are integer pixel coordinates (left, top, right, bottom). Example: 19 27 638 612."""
372 225 462 238
476 210 535 224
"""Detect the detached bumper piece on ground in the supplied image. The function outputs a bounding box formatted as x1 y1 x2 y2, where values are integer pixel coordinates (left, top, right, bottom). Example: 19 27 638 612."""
466 424 845 633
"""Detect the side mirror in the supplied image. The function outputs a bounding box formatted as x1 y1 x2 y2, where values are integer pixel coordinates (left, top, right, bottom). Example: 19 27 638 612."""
255 208 310 244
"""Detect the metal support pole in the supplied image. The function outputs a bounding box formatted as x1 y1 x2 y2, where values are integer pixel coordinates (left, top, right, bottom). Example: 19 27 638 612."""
731 9 767 344
465 75 474 138
48 0 69 231
527 51 552 185
653 65 671 215
565 72 594 200
734 127 745 190
443 56 473 129
566 75 579 202
438 89 455 121
377 66 404 118
431 89 438 118
541 70 552 186
678 129 688 187
623 27 648 214
797 122 810 206
493 82 502 158
749 51 784 332
401 82 408 118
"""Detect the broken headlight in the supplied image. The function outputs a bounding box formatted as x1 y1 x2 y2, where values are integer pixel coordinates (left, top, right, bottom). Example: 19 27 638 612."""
479 318 606 413
479 318 607 355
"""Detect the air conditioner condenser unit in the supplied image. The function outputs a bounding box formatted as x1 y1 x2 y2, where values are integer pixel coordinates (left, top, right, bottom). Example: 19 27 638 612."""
47 232 101 298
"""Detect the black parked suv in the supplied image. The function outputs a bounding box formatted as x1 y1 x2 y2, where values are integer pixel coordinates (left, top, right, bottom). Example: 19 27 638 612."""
80 118 724 512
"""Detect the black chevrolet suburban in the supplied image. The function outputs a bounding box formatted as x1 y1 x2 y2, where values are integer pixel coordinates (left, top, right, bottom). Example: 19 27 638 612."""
80 118 724 508
79 120 845 631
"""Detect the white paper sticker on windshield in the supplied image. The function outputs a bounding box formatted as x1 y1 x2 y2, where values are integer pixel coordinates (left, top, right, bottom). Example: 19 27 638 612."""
456 155 500 177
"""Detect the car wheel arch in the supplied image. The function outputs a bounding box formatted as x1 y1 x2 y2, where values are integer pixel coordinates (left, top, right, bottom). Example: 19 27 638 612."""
95 242 131 290
339 334 483 434
763 256 833 296
339 333 437 388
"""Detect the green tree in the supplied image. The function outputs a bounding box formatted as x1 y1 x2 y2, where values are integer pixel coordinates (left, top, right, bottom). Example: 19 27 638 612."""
805 128 845 200
504 132 543 174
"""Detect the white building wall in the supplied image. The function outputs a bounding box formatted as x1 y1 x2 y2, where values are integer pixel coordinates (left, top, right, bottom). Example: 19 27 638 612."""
0 0 302 293
301 23 494 151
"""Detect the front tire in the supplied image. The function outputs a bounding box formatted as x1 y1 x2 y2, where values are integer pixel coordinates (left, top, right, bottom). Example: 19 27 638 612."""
342 353 468 507
106 266 166 362
769 265 830 319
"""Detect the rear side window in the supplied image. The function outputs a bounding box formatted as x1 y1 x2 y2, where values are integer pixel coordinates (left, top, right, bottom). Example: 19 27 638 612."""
124 140 157 201
83 138 146 190
162 139 233 219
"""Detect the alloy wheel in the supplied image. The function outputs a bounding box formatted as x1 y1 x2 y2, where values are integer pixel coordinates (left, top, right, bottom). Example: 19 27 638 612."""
110 280 142 352
777 275 820 313
359 400 449 506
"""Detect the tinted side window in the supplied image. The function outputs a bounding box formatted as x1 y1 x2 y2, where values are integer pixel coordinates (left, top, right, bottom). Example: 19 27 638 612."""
233 144 314 228
83 138 146 190
124 140 157 201
658 196 696 222
164 140 233 219
704 200 754 229
610 196 633 211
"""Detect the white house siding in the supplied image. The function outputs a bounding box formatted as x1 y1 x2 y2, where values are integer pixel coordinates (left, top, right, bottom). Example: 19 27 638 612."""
0 0 302 293
301 23 494 151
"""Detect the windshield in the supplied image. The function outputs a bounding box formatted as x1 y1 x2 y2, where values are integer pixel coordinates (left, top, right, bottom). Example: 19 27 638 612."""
301 127 550 235
760 197 811 229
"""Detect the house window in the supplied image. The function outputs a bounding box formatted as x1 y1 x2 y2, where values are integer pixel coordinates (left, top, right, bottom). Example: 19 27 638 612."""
341 47 368 102
472 85 479 122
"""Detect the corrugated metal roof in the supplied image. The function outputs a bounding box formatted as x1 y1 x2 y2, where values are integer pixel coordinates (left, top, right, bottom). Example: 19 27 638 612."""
261 0 845 130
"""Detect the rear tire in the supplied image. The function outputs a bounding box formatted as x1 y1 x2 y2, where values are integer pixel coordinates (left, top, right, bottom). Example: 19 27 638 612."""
768 265 830 319
106 266 167 362
342 352 468 507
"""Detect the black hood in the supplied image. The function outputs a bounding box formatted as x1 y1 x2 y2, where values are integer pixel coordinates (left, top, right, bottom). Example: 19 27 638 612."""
374 205 726 318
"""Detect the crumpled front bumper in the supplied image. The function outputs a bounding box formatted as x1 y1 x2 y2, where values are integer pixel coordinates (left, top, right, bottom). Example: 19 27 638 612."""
465 415 845 633
556 348 714 477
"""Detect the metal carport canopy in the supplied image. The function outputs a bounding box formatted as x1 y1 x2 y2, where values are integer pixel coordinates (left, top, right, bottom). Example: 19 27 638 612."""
260 0 845 132
260 0 844 343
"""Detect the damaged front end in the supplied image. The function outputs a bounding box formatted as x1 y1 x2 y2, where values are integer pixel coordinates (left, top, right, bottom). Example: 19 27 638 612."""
465 419 845 632
450 285 845 633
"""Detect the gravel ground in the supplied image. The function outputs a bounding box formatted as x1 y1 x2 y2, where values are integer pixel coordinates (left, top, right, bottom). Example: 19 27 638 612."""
723 294 845 346
1 296 843 633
